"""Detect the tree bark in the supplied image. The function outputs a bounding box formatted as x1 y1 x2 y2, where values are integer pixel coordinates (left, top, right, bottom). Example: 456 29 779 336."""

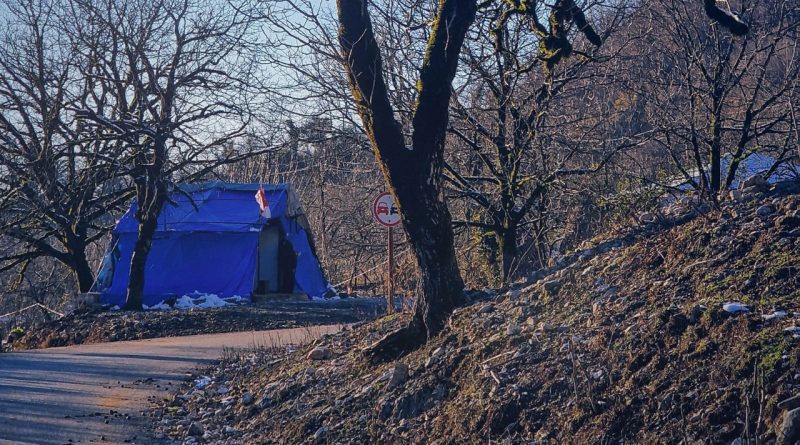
125 214 157 310
125 136 168 310
71 252 95 293
63 232 95 293
500 226 518 282
709 92 723 193
337 0 476 361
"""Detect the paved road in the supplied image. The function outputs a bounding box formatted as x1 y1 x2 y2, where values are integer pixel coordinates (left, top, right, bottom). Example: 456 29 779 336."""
0 325 342 445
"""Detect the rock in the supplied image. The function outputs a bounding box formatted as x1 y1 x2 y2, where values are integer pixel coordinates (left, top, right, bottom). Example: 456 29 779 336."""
543 279 562 295
477 304 494 315
388 362 409 389
360 384 374 396
778 394 800 411
312 426 329 443
777 215 800 230
257 395 272 409
688 305 706 323
506 323 521 335
187 422 204 437
216 385 229 395
756 205 775 217
223 426 236 434
728 189 743 202
504 290 521 301
743 174 767 190
776 407 800 445
638 212 656 224
537 322 555 333
308 346 332 360
425 347 445 367
241 392 254 405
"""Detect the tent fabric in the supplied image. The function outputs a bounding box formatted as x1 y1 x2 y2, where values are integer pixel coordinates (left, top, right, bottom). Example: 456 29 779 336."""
673 153 799 191
97 182 331 307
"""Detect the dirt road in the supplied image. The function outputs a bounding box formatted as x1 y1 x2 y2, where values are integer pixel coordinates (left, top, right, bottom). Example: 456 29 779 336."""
0 325 342 444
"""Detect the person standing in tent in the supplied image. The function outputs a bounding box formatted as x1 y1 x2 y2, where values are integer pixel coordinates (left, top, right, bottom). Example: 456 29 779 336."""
279 237 297 293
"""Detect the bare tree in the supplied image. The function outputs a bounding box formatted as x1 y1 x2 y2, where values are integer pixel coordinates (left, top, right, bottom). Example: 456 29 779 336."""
0 0 131 293
444 0 643 283
71 0 264 309
336 0 477 359
630 0 798 195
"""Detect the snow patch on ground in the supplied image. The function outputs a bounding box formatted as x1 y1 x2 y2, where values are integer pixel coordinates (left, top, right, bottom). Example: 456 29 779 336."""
762 310 787 321
143 302 171 311
143 292 247 311
722 302 750 314
194 376 212 389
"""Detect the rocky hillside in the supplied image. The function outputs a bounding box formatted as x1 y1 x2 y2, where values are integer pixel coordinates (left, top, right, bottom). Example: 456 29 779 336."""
157 185 800 444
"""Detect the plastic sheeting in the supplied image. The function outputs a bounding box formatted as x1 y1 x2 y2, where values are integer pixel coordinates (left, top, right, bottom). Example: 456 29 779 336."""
97 183 331 306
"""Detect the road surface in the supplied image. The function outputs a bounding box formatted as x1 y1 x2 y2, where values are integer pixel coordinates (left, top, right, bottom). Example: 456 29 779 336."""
0 325 342 445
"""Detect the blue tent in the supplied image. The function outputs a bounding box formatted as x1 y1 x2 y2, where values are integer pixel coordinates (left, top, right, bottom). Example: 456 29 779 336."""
95 182 332 307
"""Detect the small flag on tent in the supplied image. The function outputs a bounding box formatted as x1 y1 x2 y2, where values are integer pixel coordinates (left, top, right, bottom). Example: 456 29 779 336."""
255 185 271 219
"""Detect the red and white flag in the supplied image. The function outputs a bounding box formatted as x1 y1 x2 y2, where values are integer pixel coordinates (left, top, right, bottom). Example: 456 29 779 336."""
255 186 271 219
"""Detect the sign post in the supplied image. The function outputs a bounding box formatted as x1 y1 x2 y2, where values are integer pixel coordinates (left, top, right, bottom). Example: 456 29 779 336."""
372 192 400 313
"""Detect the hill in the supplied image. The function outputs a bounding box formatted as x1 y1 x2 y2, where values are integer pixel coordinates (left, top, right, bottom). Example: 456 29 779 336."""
155 185 800 444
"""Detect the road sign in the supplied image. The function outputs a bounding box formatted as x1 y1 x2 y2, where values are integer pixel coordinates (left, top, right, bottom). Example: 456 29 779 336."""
372 192 401 227
372 192 400 312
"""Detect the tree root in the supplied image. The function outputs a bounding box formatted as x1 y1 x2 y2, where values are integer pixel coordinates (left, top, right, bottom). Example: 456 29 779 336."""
363 319 427 364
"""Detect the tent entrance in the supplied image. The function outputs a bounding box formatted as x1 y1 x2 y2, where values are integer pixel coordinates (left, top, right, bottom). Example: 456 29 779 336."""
255 223 297 295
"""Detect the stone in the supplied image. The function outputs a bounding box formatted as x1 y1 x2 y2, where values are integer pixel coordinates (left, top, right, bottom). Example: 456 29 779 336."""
543 279 562 295
223 426 236 434
307 346 332 360
756 205 775 217
506 323 521 336
313 426 329 443
777 215 800 230
425 347 445 367
257 395 272 409
388 362 409 389
728 189 743 202
241 392 254 405
688 305 706 324
537 322 555 333
187 422 204 437
477 304 494 315
638 212 656 224
776 407 800 445
743 174 767 190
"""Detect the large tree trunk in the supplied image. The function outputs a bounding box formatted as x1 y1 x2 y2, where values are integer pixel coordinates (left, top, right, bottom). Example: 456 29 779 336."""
72 253 95 293
125 140 168 310
500 226 518 283
63 233 95 293
337 0 476 361
125 214 158 310
709 92 723 194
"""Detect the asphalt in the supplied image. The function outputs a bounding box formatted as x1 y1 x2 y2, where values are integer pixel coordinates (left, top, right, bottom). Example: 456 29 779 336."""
0 325 343 445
